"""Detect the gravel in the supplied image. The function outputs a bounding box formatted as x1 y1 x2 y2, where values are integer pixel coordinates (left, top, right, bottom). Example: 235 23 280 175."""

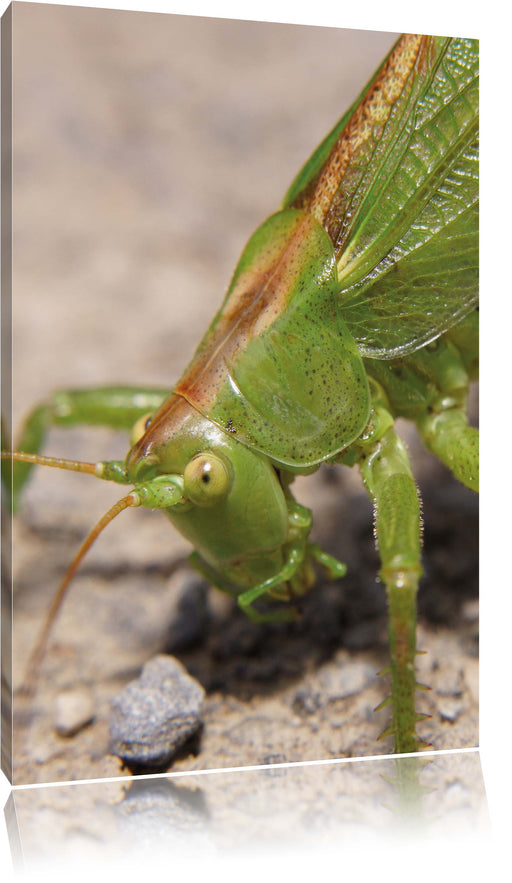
109 655 206 767
54 688 95 737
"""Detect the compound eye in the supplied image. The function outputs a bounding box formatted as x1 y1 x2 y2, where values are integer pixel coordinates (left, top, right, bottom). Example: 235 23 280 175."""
130 413 153 446
183 452 232 507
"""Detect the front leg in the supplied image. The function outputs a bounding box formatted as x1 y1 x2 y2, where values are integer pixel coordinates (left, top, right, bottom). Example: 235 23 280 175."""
236 495 347 622
357 426 424 755
190 494 347 625
2 385 169 509
189 547 302 624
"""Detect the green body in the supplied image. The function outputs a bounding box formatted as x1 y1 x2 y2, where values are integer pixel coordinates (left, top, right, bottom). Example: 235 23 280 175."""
3 34 478 756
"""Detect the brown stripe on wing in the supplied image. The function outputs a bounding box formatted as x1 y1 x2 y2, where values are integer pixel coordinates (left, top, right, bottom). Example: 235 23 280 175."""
293 35 428 243
175 213 318 411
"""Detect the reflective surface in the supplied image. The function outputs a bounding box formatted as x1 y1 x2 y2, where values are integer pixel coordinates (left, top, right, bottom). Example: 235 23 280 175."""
4 750 488 879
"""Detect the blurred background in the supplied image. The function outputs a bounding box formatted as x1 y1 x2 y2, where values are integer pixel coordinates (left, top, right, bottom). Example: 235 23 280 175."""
12 6 397 417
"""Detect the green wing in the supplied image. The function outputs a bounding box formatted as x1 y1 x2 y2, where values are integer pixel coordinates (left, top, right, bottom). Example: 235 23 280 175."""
284 35 479 359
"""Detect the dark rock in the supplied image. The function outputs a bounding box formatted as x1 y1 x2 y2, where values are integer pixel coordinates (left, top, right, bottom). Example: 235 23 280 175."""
109 655 205 767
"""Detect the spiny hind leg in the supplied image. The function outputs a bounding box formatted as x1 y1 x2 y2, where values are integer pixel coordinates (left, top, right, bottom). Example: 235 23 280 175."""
417 401 478 492
2 386 169 509
358 426 425 755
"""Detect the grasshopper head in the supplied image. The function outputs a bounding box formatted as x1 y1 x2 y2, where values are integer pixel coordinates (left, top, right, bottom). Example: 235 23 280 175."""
126 394 290 591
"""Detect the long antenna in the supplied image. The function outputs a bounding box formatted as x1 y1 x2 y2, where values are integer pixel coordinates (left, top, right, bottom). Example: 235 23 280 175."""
1 450 101 475
21 493 138 697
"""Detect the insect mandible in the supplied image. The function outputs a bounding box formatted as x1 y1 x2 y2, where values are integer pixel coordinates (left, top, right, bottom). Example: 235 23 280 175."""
2 32 479 759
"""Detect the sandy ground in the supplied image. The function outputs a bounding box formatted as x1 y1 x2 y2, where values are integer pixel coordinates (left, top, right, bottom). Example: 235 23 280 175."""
4 7 478 787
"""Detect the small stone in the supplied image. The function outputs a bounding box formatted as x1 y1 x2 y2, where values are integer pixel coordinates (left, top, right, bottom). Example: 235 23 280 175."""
438 698 465 723
292 687 322 717
461 598 479 623
109 655 205 767
54 688 95 737
318 659 375 700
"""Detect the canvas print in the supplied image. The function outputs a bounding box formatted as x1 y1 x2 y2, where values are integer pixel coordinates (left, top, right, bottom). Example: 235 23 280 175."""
1 3 478 787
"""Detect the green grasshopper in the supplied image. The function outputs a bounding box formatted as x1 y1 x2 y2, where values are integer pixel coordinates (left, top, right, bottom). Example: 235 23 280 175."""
2 33 478 757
